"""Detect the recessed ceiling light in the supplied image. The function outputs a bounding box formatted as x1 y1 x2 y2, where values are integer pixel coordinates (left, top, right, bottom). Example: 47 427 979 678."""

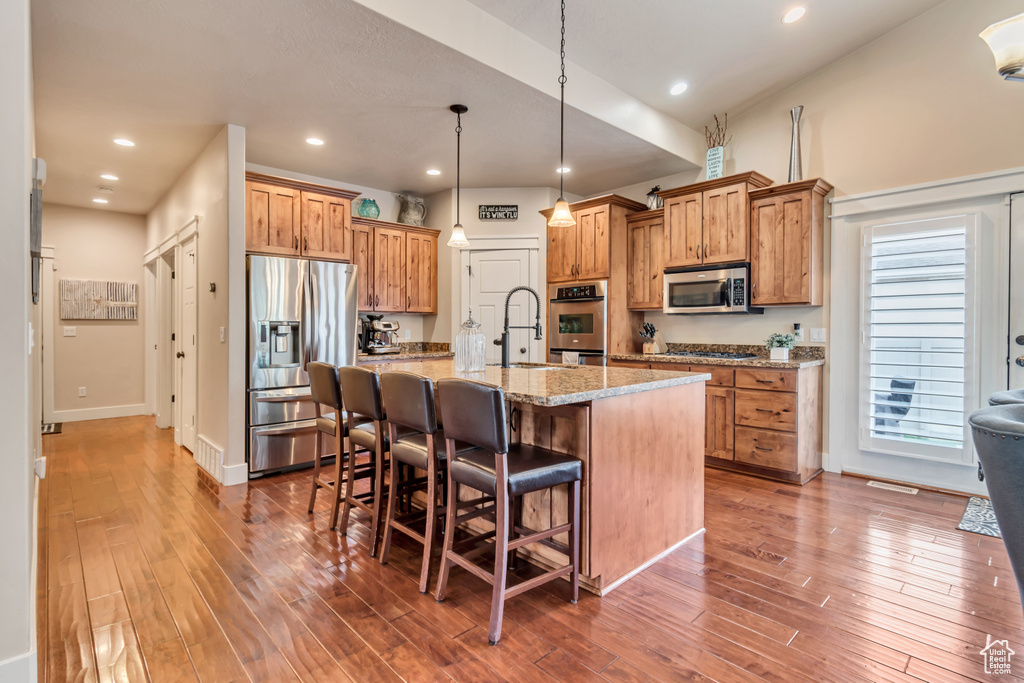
426 169 441 175
113 138 135 147
92 198 109 204
100 173 118 180
557 167 571 174
782 6 806 23
670 82 689 96
306 138 324 146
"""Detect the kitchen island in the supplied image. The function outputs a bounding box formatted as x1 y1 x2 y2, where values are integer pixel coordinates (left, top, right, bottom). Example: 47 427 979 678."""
366 359 710 595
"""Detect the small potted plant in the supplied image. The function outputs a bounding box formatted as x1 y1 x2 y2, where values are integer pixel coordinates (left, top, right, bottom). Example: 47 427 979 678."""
765 332 796 362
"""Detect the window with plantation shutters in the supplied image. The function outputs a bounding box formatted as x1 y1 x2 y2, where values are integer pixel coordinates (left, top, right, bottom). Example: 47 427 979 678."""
861 214 977 463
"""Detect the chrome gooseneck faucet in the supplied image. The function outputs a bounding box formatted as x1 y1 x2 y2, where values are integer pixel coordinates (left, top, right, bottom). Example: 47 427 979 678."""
496 286 543 368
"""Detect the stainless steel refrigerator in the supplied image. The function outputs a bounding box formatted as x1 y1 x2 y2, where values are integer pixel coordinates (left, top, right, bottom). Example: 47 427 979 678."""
247 255 358 476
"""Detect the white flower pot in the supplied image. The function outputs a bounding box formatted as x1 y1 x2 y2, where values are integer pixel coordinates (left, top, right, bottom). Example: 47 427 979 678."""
770 347 790 362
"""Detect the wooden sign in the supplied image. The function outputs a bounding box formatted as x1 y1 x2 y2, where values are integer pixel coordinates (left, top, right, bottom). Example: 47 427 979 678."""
478 205 518 220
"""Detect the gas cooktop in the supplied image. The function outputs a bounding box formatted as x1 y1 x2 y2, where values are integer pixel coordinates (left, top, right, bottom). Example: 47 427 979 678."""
663 351 760 360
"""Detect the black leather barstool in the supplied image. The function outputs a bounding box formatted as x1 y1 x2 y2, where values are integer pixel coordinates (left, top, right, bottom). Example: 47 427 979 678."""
434 378 581 645
379 371 478 593
306 362 371 529
338 366 414 556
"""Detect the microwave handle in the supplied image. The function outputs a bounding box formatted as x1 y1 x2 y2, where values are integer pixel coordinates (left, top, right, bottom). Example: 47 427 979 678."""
725 278 733 307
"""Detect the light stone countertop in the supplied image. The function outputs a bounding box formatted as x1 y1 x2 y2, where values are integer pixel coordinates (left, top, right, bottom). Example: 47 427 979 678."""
362 359 709 407
608 353 825 370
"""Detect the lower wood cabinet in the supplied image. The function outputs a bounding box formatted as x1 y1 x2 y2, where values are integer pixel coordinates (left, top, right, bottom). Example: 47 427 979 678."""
353 217 439 315
608 358 823 484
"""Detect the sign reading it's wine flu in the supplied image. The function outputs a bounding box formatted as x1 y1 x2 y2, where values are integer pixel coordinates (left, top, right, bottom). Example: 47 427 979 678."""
478 205 518 220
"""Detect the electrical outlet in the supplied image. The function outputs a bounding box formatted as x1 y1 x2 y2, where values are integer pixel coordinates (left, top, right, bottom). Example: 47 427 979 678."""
78 387 87 397
793 324 805 343
219 326 226 343
810 328 827 343
63 326 76 337
405 329 411 339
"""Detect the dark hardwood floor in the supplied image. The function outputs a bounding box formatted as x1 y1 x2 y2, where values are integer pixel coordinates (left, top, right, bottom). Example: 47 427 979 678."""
38 416 1024 682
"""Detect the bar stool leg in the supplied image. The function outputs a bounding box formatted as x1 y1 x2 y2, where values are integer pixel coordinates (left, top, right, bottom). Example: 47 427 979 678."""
329 428 346 530
569 479 580 604
308 429 323 514
369 434 387 558
379 443 400 563
339 430 357 536
489 475 510 645
434 467 459 603
419 441 438 593
507 495 521 571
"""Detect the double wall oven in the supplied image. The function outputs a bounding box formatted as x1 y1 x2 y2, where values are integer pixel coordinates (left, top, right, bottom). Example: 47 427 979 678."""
548 280 607 364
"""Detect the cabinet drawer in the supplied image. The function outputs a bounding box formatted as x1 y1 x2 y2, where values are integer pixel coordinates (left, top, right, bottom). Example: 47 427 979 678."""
735 427 797 472
735 389 797 431
735 368 797 392
609 360 652 369
688 364 734 387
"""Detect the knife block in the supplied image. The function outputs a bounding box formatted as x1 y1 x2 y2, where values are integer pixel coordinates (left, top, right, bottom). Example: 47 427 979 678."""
642 332 668 355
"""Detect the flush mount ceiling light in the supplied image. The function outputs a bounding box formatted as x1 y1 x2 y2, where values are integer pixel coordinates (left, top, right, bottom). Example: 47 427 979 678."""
113 138 134 147
426 169 441 175
670 82 689 95
100 173 118 180
447 104 470 249
92 198 109 204
782 6 806 24
556 167 571 174
306 137 324 145
548 0 576 229
981 11 1024 81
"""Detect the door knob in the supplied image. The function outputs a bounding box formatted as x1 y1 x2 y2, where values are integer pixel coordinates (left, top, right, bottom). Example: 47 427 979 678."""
176 351 185 358
520 347 527 354
1017 356 1024 368
1016 335 1024 346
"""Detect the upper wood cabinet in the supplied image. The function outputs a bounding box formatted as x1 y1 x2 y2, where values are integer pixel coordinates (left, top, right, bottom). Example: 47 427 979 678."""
748 178 833 306
245 181 302 256
660 172 772 269
626 209 665 310
353 217 440 315
245 173 359 262
542 195 646 284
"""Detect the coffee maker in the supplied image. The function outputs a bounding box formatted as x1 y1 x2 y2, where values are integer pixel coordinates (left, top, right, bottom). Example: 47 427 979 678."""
359 314 401 354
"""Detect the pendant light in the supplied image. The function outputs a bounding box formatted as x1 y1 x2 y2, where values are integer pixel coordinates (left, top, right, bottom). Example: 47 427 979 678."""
547 0 576 229
980 11 1024 81
447 104 471 248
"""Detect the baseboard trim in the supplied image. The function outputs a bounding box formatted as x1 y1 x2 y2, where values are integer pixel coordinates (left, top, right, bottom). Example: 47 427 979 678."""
0 648 36 682
599 527 706 596
52 403 146 423
222 463 248 487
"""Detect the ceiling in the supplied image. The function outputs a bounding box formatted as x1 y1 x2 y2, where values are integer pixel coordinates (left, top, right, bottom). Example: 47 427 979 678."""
32 0 944 215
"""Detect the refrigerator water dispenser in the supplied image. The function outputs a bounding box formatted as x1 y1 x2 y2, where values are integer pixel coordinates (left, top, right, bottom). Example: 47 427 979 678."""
258 321 301 367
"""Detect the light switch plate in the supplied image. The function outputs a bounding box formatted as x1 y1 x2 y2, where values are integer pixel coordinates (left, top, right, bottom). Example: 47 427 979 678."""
78 387 87 397
405 330 411 339
219 327 226 343
63 326 76 337
810 328 827 343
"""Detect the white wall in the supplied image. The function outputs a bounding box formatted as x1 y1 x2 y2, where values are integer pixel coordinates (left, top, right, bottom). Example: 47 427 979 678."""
44 204 147 417
147 125 247 479
0 0 37 676
426 186 562 343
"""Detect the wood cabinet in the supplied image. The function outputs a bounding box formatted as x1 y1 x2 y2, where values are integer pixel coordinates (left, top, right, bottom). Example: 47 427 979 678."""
608 358 823 483
353 217 439 315
542 195 646 284
626 209 665 310
245 173 359 262
749 178 833 306
660 172 772 269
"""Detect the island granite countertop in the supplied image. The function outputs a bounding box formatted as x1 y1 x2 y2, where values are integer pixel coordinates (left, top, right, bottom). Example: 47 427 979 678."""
358 351 454 363
362 359 709 407
608 352 825 370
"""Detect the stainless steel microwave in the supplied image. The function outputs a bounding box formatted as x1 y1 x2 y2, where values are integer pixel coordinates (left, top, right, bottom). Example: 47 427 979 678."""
663 263 762 315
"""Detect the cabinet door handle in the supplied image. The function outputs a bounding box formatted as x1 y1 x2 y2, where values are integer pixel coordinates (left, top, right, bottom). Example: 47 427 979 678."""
755 378 774 384
752 282 757 299
695 244 700 259
375 294 379 307
754 445 774 452
408 296 411 309
294 236 298 250
304 237 308 252
755 408 774 413
705 243 709 259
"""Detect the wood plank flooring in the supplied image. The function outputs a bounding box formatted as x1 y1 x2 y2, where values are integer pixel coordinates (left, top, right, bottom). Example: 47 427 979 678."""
38 416 1024 682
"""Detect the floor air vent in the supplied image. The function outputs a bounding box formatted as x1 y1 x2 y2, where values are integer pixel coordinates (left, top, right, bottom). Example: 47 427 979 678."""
867 480 919 495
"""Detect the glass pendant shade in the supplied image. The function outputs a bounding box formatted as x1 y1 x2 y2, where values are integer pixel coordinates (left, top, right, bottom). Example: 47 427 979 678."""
981 12 1024 80
548 198 576 228
447 223 470 248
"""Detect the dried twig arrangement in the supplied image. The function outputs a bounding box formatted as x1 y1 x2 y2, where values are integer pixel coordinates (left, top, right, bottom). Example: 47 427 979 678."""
704 113 732 149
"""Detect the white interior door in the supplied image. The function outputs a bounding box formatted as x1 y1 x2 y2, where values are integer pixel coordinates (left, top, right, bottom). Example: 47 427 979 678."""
180 236 198 452
1011 193 1024 390
468 249 539 365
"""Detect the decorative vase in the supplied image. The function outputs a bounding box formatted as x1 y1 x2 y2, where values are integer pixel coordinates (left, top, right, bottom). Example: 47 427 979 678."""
788 105 804 183
454 309 486 372
358 198 380 219
706 146 724 180
396 194 426 226
770 347 790 362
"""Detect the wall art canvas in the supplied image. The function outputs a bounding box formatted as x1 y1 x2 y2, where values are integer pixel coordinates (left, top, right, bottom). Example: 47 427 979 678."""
60 279 138 320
